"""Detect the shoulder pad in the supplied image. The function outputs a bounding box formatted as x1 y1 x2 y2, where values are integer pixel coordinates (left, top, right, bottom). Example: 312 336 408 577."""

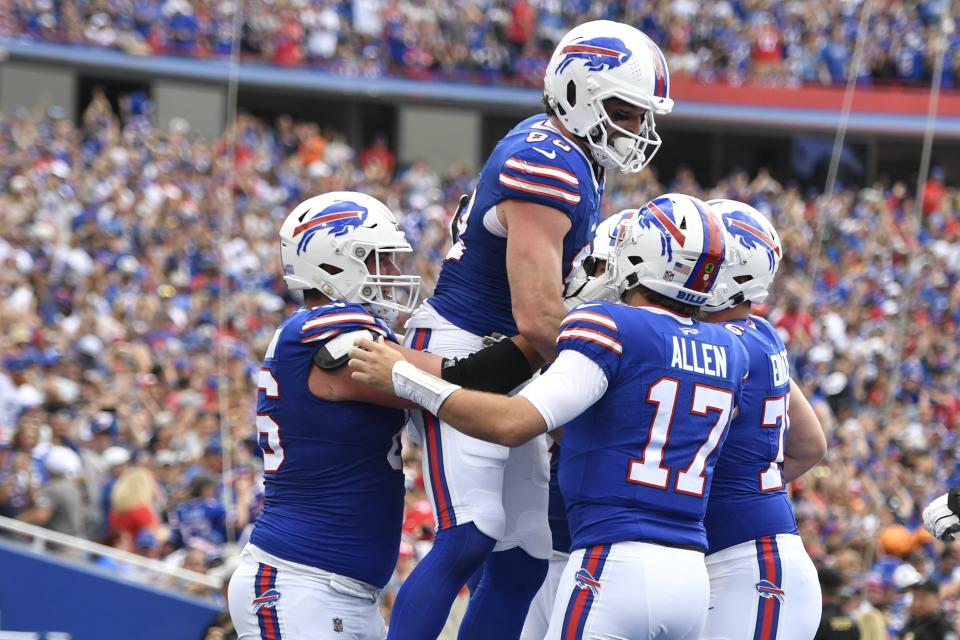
313 329 380 370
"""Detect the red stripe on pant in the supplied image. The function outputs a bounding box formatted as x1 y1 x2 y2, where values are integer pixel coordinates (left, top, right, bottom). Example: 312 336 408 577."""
423 411 454 529
258 565 278 640
759 537 778 640
563 545 605 640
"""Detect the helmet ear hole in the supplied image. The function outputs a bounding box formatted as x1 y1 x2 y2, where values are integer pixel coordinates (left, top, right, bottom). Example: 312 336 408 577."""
319 263 344 276
733 275 752 284
566 80 577 107
628 256 644 266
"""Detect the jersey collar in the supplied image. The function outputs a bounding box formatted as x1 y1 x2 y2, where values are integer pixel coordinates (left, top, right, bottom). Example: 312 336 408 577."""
638 304 694 324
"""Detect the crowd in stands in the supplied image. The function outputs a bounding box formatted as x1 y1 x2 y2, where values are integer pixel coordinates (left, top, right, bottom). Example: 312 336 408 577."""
0 90 959 635
4 0 960 89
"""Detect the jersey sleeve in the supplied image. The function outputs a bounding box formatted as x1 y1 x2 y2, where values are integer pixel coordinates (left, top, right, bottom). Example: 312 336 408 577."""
556 303 622 381
299 304 397 347
496 145 585 218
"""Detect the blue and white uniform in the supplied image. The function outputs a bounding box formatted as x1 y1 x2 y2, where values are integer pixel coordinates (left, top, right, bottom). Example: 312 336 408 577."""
229 302 404 640
430 114 603 337
405 114 603 556
702 316 821 640
516 302 749 639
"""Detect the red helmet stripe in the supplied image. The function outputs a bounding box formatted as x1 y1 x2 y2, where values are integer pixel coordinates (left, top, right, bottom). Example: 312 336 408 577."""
293 210 363 236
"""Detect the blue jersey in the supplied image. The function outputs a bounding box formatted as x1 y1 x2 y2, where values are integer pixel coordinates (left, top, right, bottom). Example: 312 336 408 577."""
557 302 749 552
547 442 571 554
704 316 799 554
430 115 604 336
171 497 227 548
249 302 405 588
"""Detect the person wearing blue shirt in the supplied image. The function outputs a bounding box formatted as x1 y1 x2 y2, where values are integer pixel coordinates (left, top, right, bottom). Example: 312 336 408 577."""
226 191 425 640
698 199 826 640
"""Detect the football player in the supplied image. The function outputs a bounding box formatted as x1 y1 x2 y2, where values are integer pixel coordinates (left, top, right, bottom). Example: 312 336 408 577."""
227 192 429 639
924 489 960 542
521 209 632 640
699 200 827 640
351 194 749 639
390 20 675 639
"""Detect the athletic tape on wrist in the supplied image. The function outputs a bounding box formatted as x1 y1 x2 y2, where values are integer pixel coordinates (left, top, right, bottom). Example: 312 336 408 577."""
392 361 460 415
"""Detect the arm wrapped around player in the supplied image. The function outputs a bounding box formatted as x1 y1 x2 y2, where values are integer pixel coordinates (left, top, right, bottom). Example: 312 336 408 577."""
439 334 537 393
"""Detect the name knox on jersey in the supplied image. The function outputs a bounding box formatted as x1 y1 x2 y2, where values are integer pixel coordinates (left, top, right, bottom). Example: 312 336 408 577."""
671 336 728 378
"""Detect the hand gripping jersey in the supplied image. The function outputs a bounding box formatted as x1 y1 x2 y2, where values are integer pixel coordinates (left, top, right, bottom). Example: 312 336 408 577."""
249 302 405 588
557 302 749 551
704 315 799 554
431 115 604 336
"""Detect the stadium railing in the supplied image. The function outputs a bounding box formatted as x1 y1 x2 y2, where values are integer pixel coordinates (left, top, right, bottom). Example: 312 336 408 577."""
0 515 223 592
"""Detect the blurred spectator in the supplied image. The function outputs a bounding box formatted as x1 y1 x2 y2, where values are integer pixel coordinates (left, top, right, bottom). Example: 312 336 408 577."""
169 474 227 552
923 166 947 218
359 133 396 179
108 466 167 550
17 446 83 538
897 579 955 640
8 0 960 89
816 567 861 640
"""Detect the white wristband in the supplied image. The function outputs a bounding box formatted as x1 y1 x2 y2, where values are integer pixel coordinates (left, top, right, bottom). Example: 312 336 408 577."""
392 361 460 416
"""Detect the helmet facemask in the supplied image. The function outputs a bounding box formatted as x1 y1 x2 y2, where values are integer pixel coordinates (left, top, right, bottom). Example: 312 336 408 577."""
583 93 663 173
357 244 421 324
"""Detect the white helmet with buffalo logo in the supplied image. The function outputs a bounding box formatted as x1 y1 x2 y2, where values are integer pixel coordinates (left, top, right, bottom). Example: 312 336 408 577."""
605 193 727 306
279 191 421 323
544 20 674 174
703 199 783 312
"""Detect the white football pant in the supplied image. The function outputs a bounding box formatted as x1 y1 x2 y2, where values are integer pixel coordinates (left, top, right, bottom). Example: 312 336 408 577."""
228 544 386 640
702 533 821 640
403 302 552 560
546 541 709 639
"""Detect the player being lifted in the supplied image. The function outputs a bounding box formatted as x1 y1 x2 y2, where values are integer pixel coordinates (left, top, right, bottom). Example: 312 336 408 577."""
226 192 427 639
698 200 827 640
351 194 750 639
388 20 674 639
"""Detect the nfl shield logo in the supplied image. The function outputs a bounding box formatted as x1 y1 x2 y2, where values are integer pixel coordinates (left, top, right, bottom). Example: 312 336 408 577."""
333 617 344 633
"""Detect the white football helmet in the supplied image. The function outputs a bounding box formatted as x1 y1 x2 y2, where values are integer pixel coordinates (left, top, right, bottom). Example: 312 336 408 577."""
564 209 633 308
703 199 783 312
279 191 421 323
544 20 674 174
605 193 727 306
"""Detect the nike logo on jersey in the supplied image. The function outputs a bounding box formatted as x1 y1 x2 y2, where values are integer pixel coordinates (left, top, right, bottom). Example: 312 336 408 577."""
533 147 557 159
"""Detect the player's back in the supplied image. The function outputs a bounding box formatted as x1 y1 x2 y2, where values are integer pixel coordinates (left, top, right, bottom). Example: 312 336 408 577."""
704 315 798 554
559 302 749 552
430 114 603 336
250 302 405 588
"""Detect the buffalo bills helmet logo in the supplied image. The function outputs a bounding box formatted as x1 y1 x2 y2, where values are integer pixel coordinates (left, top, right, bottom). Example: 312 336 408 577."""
252 588 281 612
557 37 633 74
639 199 685 262
723 211 780 272
574 568 601 596
755 579 785 603
293 201 370 254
